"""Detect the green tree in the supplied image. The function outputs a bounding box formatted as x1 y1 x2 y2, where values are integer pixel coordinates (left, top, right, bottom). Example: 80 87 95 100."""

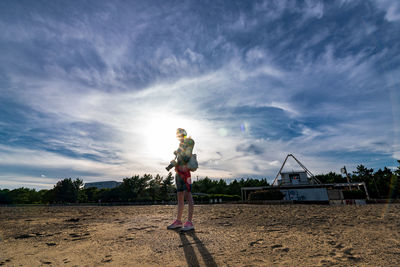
37 189 49 204
395 160 400 176
104 187 123 202
148 174 163 202
53 178 82 203
215 179 228 194
315 172 347 184
83 187 100 203
161 172 175 201
353 165 380 198
192 177 214 193
373 167 393 198
9 188 41 204
120 174 152 201
72 179 87 203
193 177 268 195
96 188 114 203
390 160 400 199
0 189 12 204
227 180 241 195
240 178 269 188
41 189 55 204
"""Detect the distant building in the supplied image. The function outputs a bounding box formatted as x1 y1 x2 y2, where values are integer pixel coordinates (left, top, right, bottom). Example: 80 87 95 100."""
275 170 330 201
241 154 370 203
278 171 309 185
84 181 122 189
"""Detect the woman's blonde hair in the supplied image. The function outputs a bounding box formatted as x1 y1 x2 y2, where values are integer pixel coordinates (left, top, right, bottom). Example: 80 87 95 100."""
176 128 187 137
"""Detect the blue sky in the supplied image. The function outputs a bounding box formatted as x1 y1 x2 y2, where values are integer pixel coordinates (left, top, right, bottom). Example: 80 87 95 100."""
1 0 399 189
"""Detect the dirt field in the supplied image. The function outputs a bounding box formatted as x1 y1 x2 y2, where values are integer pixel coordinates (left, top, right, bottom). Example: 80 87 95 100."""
1 203 399 266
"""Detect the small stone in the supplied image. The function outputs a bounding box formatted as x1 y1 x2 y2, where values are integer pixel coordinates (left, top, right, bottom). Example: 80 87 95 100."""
15 234 35 239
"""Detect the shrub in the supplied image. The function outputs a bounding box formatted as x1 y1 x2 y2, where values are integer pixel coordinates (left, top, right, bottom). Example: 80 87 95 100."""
342 190 366 199
192 194 241 202
248 190 284 201
208 194 241 201
192 194 209 202
0 189 12 204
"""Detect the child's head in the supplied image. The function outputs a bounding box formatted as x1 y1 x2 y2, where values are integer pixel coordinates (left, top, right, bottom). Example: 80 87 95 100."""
176 128 187 140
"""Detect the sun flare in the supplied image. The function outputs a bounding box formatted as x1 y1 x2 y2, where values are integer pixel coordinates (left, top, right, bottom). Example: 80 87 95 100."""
141 112 199 162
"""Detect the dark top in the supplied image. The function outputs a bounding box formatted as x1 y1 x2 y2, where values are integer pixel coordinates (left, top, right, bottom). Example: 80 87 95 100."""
176 138 195 165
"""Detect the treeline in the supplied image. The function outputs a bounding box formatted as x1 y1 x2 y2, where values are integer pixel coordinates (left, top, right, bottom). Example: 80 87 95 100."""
193 177 268 195
0 174 264 204
315 163 400 199
0 173 174 204
1 162 399 204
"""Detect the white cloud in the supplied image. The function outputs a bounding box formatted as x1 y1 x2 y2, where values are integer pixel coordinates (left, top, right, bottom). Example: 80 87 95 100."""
376 0 400 22
303 0 324 19
245 47 266 62
5 38 395 185
249 101 300 117
1 0 398 189
254 0 290 21
0 145 127 176
184 48 204 63
0 176 55 190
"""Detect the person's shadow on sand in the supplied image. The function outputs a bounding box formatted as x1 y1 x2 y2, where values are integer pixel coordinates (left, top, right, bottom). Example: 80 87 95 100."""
177 231 217 267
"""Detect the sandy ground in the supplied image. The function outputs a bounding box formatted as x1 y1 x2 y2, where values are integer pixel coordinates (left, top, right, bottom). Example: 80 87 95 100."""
1 203 400 267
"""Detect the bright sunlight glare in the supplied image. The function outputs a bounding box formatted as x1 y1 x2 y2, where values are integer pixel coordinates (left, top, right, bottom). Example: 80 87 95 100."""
141 112 200 162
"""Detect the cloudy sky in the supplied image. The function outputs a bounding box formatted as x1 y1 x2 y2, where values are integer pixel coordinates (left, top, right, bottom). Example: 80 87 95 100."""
1 0 399 189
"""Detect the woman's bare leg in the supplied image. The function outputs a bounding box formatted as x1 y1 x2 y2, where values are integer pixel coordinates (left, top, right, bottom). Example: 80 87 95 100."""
184 191 194 222
176 191 185 221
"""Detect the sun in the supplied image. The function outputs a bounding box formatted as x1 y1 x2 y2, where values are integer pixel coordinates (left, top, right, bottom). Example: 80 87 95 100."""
141 112 198 162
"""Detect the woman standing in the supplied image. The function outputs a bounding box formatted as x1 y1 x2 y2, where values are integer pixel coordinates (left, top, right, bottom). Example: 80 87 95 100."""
167 128 195 231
